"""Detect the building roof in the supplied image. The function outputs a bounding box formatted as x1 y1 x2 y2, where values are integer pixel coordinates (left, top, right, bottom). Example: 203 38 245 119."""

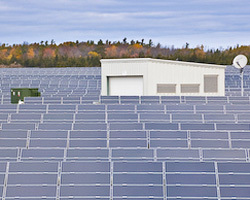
101 58 226 69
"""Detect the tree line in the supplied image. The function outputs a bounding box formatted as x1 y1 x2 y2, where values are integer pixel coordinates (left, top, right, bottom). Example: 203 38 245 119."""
0 39 249 67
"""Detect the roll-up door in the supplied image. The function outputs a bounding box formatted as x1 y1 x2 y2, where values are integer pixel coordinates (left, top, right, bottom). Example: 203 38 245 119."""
108 76 143 96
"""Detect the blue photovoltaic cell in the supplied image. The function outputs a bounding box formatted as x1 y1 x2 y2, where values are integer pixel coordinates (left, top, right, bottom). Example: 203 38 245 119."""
203 150 246 160
109 123 143 130
114 162 162 172
190 131 228 139
166 186 217 197
0 149 18 158
108 113 138 120
109 140 147 148
75 113 105 121
113 186 163 197
157 149 199 159
220 187 250 197
217 162 250 173
0 186 3 197
231 140 250 148
150 131 187 139
61 174 110 184
145 123 178 130
29 139 67 147
180 124 214 130
62 162 110 172
110 131 146 138
60 186 110 196
67 149 109 158
31 130 68 138
2 123 36 130
7 174 58 184
38 123 72 130
43 113 74 120
166 162 215 172
9 162 59 172
150 140 188 148
69 139 107 147
10 113 41 121
21 149 64 158
113 174 162 184
230 131 250 139
191 140 229 148
70 130 107 138
6 185 57 197
137 104 164 111
113 198 163 200
0 162 6 172
166 174 216 185
216 123 250 130
0 139 27 147
112 149 154 158
0 174 5 185
219 174 250 185
73 123 107 130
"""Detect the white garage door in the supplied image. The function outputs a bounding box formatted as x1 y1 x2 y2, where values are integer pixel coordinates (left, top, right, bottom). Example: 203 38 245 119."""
109 76 143 96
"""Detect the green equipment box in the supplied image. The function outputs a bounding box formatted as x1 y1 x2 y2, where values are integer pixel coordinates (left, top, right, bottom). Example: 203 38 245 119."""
11 88 41 104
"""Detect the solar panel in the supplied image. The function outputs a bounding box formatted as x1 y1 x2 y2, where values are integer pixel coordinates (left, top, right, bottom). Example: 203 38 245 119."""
70 130 107 138
109 123 143 130
113 162 162 172
150 140 188 148
29 139 67 147
61 174 110 184
2 66 250 199
2 123 36 130
110 131 146 138
62 162 110 172
166 185 217 198
0 130 28 138
60 185 110 197
9 162 59 172
7 174 58 184
114 174 162 184
6 185 57 198
145 123 178 130
220 187 250 198
110 140 147 148
113 186 163 197
69 139 107 148
73 123 107 130
31 130 68 138
38 123 72 130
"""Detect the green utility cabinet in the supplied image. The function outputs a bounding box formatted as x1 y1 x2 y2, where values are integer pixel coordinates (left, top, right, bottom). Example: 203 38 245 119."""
11 88 41 104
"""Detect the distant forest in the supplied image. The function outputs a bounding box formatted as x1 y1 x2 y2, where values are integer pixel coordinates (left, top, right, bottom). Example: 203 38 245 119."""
0 39 249 67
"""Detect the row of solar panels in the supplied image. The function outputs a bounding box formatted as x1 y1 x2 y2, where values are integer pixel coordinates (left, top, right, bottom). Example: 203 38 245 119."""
0 161 250 199
1 130 250 148
0 148 249 162
2 130 250 140
3 103 250 112
4 113 250 123
21 95 250 104
2 122 250 131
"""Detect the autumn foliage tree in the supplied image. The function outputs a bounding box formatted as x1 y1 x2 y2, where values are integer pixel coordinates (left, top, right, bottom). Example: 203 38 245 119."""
0 39 249 67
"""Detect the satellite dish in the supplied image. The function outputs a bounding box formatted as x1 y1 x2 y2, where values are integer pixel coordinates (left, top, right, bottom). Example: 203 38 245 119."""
233 54 248 69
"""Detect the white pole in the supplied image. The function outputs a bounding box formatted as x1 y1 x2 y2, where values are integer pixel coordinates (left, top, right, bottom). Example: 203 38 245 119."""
241 69 244 96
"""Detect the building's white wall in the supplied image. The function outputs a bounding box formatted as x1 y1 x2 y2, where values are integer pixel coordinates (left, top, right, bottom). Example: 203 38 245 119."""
101 58 226 96
148 60 225 96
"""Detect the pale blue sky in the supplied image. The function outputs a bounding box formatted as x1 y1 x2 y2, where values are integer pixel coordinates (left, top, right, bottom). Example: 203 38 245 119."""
0 0 249 48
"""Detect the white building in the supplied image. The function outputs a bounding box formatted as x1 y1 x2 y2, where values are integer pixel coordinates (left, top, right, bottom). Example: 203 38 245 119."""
101 58 226 96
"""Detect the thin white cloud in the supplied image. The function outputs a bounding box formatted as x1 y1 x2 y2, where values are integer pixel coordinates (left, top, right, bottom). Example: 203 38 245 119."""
0 0 249 48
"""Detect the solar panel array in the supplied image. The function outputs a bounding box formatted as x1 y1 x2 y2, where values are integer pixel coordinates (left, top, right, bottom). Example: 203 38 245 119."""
0 66 250 199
